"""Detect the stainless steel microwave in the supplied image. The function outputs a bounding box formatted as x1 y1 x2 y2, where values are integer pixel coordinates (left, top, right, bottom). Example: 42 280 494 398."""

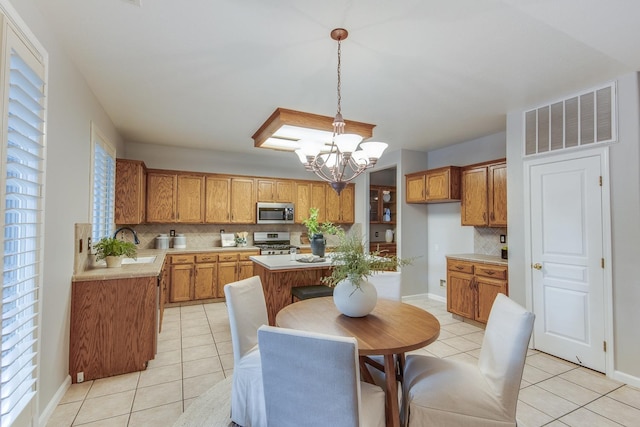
256 202 295 224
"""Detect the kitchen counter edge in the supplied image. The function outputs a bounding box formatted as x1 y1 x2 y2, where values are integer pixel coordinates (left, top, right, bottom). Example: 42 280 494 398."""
446 253 508 266
72 246 261 281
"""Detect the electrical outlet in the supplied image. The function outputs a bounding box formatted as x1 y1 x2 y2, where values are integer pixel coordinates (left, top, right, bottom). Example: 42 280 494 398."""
79 238 83 253
77 372 84 383
219 229 225 233
500 234 506 243
170 230 176 237
375 231 379 237
440 279 446 288
87 237 92 254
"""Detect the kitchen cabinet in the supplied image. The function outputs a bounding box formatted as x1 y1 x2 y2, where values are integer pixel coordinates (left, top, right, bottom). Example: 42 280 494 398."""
369 185 396 224
446 257 508 324
146 171 177 222
159 257 169 332
70 276 157 382
326 183 355 223
167 250 259 302
405 166 461 203
230 178 256 223
205 176 231 223
295 181 328 223
461 160 507 227
257 179 294 203
115 159 146 224
176 174 204 223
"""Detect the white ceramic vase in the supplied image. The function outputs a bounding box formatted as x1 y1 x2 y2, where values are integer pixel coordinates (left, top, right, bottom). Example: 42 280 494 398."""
333 278 378 317
105 255 123 268
385 229 394 243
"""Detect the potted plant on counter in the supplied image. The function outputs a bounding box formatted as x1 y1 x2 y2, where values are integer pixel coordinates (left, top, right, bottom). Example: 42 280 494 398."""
302 207 343 257
94 237 137 268
323 232 412 317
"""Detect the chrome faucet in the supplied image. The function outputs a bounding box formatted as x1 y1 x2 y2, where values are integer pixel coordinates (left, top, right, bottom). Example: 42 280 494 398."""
113 226 140 244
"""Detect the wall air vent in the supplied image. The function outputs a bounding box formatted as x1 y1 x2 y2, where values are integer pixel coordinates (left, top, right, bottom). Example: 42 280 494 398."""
120 0 142 6
523 82 616 156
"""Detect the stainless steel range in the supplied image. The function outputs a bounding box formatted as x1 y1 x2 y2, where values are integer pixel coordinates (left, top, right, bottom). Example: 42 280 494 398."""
253 231 297 255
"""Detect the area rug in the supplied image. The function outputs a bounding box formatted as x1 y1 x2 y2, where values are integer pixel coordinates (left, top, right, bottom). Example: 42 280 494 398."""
173 376 236 427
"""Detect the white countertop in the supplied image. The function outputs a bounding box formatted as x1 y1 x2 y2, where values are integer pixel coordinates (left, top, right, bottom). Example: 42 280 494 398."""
250 254 334 271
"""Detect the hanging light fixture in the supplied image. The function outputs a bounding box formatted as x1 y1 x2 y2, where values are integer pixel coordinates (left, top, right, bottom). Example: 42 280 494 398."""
295 28 388 195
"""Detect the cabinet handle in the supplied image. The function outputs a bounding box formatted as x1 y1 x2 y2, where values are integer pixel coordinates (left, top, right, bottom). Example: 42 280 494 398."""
455 265 464 270
483 212 486 221
483 270 496 276
490 212 495 221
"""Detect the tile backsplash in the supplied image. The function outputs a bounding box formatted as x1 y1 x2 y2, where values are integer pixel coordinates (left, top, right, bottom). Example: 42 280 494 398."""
474 227 507 256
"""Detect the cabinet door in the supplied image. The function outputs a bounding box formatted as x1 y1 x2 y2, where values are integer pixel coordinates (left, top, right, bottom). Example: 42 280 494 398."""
194 263 217 300
176 174 204 223
230 178 256 223
425 169 451 201
406 174 426 203
446 271 475 319
369 188 381 223
275 180 294 202
488 163 507 227
461 167 488 226
311 182 327 223
115 159 146 224
147 172 177 223
339 185 355 223
205 176 231 223
295 183 311 223
475 277 508 323
238 260 254 281
169 264 193 302
217 262 238 297
257 179 276 202
257 179 294 202
325 187 341 223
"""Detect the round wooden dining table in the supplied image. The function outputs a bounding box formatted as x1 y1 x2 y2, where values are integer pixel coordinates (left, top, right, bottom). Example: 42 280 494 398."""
276 297 441 427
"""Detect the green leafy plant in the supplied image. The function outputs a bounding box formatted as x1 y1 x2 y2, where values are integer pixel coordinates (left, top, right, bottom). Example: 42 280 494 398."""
322 233 412 288
93 237 137 261
302 207 343 237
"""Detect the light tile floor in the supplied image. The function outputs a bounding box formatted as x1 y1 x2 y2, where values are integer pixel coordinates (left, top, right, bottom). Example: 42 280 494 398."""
48 297 640 426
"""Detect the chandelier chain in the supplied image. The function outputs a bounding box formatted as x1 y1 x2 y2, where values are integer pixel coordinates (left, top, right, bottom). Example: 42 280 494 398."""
336 37 342 117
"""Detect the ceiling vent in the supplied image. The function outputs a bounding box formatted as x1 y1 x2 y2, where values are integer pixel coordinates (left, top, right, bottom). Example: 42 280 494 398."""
524 82 616 156
120 0 142 6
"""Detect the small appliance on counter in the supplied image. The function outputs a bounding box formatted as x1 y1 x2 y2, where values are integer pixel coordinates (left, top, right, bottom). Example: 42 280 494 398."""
221 233 236 247
173 234 186 249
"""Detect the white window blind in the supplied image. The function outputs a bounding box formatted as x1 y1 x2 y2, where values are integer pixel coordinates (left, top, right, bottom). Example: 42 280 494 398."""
1 32 46 427
91 127 115 242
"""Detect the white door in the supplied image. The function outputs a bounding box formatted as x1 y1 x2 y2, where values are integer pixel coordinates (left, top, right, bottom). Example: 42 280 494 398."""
528 153 606 372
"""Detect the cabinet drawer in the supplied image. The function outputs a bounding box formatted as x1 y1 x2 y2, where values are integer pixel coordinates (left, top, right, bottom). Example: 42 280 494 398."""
447 260 474 274
475 264 507 280
239 251 258 260
171 254 195 264
219 254 239 262
196 254 217 263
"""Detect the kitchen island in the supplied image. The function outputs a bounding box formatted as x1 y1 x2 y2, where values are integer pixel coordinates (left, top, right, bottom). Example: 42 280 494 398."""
250 254 333 325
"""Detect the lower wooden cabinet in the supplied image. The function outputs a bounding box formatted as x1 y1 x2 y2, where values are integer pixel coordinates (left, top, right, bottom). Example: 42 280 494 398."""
70 276 157 382
446 257 508 323
168 250 258 302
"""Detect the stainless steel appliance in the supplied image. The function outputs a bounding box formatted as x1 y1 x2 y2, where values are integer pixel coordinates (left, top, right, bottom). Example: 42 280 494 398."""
254 231 297 255
256 202 294 224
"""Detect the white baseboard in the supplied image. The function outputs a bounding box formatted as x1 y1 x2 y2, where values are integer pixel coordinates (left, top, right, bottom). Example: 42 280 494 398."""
426 293 446 303
401 292 446 304
39 375 71 427
611 369 640 389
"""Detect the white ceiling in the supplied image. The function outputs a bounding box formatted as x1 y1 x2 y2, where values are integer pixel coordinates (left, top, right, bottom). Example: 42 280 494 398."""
33 0 640 157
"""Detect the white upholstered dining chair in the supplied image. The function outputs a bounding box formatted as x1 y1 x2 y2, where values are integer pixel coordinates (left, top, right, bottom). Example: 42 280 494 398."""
402 293 535 427
224 276 268 427
258 325 386 427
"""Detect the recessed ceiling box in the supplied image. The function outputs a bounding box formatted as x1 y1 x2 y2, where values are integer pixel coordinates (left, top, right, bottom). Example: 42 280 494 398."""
221 233 236 247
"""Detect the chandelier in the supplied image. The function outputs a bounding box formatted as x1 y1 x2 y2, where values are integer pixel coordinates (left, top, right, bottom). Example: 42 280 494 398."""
295 28 388 195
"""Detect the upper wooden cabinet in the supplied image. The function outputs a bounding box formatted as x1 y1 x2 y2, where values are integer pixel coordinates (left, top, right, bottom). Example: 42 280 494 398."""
326 184 355 223
205 176 231 223
369 185 396 224
257 179 294 203
115 159 146 225
176 174 204 223
230 178 256 223
295 181 328 224
461 160 507 227
146 171 177 223
405 166 461 203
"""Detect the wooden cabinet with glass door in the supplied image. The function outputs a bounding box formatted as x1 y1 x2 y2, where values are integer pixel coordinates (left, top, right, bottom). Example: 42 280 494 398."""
369 185 396 224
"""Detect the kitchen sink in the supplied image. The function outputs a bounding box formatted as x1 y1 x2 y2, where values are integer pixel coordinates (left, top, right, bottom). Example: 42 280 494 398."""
121 256 157 264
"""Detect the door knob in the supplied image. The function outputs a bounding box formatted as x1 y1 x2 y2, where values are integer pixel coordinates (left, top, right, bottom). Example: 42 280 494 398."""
532 263 542 270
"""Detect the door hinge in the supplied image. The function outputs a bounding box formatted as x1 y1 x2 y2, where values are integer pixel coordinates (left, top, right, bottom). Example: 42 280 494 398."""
599 176 603 186
603 341 607 352
601 258 605 269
